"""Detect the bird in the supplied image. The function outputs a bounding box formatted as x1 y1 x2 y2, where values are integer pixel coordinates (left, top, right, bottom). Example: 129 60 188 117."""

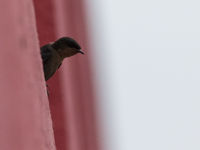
40 37 84 81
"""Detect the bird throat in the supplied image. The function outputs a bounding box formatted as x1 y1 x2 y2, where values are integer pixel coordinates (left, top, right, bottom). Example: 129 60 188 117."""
55 49 65 61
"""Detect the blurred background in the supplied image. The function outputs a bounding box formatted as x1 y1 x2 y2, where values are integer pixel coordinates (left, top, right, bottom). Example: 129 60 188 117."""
86 0 200 150
0 0 200 150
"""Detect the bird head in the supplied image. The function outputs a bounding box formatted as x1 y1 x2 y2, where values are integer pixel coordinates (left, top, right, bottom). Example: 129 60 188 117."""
51 37 84 58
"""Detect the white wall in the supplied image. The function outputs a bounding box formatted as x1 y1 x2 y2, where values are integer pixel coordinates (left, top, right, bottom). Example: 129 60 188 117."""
86 0 200 150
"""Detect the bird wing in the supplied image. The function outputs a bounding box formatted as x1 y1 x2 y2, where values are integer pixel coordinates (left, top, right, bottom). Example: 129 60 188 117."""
40 44 62 81
40 44 55 80
40 44 53 64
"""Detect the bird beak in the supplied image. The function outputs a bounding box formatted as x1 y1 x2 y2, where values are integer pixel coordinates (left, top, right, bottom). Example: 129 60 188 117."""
78 49 85 54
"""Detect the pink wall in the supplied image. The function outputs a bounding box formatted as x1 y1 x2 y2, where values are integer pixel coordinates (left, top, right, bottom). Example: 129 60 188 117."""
0 0 56 150
33 0 100 150
0 0 99 149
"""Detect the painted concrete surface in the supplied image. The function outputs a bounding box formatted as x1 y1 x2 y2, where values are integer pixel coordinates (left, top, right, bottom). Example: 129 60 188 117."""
0 0 55 149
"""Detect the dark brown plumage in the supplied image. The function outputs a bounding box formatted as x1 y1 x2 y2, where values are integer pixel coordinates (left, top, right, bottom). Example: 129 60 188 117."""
40 37 84 81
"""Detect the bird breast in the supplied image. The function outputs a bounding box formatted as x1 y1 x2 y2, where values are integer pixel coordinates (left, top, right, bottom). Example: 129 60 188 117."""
44 50 62 80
